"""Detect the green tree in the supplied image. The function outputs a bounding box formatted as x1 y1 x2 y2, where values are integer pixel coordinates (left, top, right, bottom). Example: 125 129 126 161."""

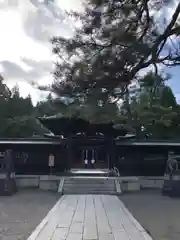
0 79 45 137
117 72 180 138
0 79 12 135
36 93 61 116
2 116 45 138
50 0 180 120
6 87 34 118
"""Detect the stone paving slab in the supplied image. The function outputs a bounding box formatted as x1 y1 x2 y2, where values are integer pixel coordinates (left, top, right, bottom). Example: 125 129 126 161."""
27 195 153 240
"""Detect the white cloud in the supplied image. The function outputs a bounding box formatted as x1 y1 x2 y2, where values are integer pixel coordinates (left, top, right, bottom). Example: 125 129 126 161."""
0 9 50 62
56 0 83 11
0 0 82 104
7 80 45 105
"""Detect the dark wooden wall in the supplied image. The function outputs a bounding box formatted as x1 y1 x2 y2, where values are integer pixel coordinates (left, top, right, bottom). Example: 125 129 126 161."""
0 143 179 176
116 145 174 176
0 144 67 174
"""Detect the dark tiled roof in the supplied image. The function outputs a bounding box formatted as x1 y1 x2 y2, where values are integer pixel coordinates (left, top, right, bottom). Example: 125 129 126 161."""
0 138 61 145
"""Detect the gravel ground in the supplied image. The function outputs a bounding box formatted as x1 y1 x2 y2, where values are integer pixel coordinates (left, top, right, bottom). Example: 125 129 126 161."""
120 190 180 240
0 189 59 240
1 189 180 240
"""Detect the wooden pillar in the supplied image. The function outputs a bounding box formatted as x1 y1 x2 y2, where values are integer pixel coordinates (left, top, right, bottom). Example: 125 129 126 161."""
67 135 73 170
109 136 116 169
105 138 109 169
106 137 114 169
95 149 98 164
106 150 110 169
110 137 115 169
81 148 84 166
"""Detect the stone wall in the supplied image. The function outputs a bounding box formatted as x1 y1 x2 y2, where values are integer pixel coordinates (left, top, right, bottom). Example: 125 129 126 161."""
15 175 61 191
140 177 164 189
120 176 165 192
15 175 165 193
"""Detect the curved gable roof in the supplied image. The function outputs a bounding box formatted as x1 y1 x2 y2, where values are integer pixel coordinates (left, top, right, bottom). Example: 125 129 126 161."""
38 115 127 137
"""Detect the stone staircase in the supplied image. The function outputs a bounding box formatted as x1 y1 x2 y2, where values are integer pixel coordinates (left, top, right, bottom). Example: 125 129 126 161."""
69 169 111 177
61 177 117 195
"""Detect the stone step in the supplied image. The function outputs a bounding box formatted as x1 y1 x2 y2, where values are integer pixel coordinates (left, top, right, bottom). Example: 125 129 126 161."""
64 182 114 188
63 180 115 185
69 172 109 177
64 187 115 191
63 187 115 192
64 178 114 183
64 182 114 186
64 182 115 186
70 169 110 177
63 192 117 195
63 191 116 195
62 177 117 194
63 186 115 191
63 186 115 190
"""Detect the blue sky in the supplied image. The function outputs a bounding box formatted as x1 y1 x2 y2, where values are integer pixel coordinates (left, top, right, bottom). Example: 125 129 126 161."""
166 67 180 102
0 0 179 104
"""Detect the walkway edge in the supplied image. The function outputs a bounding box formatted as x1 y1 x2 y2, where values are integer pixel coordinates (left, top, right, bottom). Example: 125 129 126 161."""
27 195 64 240
119 199 153 240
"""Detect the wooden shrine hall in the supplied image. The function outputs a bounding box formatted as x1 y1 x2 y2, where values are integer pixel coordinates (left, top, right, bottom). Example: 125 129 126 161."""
38 114 130 170
0 114 180 176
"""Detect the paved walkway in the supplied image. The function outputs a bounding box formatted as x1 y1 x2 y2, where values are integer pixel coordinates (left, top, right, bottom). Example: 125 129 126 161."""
28 195 153 240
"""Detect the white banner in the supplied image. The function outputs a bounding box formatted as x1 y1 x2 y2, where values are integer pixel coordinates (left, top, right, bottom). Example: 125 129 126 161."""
49 154 55 167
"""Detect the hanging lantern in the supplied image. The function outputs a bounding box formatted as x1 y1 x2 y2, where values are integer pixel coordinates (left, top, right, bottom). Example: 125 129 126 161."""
84 150 88 164
91 149 95 164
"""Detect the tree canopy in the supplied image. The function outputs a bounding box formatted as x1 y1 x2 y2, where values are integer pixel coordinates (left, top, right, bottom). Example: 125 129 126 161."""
46 0 180 138
0 80 51 137
51 0 180 115
116 72 180 138
0 74 179 138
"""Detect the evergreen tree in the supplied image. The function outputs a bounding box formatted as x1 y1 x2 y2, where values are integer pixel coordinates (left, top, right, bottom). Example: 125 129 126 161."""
117 72 180 138
51 0 180 119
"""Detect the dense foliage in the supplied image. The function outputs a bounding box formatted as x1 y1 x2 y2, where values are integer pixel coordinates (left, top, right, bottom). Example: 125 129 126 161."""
52 0 180 105
48 0 180 138
0 80 51 137
0 73 180 138
115 72 180 138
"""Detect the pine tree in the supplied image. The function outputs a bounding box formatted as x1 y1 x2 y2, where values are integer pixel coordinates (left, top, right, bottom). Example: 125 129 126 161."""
51 0 180 121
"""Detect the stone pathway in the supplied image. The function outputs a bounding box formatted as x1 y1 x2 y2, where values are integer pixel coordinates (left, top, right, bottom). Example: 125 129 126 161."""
28 195 153 240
